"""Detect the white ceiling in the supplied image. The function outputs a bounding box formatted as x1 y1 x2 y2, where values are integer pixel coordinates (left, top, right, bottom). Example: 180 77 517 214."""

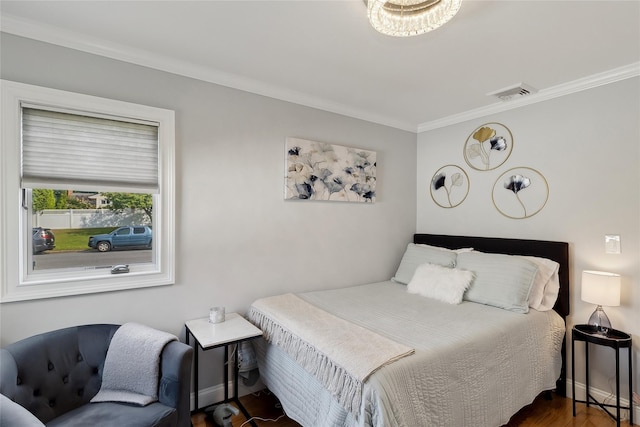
2 1 639 132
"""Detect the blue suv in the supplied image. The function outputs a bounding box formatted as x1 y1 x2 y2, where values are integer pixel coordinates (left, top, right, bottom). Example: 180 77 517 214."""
88 226 152 252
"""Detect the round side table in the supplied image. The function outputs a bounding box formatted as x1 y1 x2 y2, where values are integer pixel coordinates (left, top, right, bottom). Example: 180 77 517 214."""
571 324 633 427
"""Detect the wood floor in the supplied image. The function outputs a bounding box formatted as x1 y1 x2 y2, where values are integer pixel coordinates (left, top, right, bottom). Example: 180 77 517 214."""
191 390 634 427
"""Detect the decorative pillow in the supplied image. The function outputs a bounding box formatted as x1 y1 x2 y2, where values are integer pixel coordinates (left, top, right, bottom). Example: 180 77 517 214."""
457 251 538 313
392 243 457 285
519 255 560 311
407 263 475 304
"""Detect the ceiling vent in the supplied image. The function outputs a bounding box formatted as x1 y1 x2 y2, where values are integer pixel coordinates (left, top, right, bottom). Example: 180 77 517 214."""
487 83 538 101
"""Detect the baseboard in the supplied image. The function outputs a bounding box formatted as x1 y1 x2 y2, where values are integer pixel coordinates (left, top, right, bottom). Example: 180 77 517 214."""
190 379 265 411
567 379 638 425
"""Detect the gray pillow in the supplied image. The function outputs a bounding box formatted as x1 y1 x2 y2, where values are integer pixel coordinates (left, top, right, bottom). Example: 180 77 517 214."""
392 243 457 285
457 251 538 313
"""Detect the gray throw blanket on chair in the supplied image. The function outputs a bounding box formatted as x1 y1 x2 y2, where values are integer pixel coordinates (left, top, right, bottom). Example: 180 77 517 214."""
91 322 177 406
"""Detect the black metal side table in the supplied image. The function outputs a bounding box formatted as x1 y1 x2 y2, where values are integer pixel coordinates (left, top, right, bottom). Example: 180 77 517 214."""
185 313 263 426
571 324 633 427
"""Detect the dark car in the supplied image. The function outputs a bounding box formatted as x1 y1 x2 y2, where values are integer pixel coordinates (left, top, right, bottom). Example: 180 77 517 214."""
33 227 55 254
88 226 152 252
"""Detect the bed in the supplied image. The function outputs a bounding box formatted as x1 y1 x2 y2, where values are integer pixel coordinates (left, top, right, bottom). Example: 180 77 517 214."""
246 234 570 427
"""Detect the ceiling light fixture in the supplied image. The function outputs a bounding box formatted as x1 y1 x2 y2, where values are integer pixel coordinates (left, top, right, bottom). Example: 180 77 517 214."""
366 0 462 37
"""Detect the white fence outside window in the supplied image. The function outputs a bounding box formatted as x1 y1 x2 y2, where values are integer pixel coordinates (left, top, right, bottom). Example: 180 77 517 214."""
33 209 151 229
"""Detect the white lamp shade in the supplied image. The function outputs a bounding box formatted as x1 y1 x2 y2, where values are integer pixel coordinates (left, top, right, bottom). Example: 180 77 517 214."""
581 270 621 307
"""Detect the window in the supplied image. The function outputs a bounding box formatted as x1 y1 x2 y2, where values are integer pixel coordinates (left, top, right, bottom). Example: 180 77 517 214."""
0 80 175 302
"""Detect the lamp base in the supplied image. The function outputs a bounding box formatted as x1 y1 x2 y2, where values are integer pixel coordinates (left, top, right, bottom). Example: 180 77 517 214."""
588 305 612 335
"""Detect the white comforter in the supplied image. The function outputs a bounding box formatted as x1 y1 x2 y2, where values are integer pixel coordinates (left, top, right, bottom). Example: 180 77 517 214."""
250 281 565 427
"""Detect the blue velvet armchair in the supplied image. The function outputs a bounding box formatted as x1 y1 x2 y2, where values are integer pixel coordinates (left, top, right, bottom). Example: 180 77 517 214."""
0 324 193 427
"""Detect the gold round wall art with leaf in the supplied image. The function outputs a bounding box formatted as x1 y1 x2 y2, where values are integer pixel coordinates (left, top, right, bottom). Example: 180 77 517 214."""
492 167 548 219
464 123 513 171
430 165 469 208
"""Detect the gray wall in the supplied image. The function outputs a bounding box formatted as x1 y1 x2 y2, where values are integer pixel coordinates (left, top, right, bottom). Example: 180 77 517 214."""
417 77 640 407
0 33 417 393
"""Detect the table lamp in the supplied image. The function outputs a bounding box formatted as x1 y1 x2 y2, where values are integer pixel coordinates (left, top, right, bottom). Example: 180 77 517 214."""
581 270 621 335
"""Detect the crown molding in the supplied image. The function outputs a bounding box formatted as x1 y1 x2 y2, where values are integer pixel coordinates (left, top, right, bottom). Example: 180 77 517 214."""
0 14 417 132
2 14 637 135
417 62 640 133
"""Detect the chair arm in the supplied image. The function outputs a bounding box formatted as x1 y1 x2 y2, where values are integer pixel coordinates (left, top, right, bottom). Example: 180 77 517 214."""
159 341 193 427
0 394 45 427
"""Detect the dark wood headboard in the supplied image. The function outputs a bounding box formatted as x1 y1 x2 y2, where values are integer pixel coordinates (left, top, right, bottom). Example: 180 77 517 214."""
413 233 570 318
414 233 570 396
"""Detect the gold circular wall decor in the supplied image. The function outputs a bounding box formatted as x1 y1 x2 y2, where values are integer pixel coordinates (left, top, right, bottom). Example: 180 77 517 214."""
464 123 513 171
492 167 549 219
430 164 469 208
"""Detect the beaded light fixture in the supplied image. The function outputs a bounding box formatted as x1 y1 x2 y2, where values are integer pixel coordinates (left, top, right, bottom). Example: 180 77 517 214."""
367 0 462 37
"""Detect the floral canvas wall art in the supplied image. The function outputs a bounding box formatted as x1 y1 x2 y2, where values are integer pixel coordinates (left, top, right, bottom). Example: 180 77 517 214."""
285 137 376 203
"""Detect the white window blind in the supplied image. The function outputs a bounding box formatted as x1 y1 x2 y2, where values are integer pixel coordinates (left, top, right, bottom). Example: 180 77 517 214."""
21 107 159 193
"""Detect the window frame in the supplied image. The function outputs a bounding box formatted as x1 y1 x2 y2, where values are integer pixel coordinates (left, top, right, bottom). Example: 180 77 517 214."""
0 80 175 302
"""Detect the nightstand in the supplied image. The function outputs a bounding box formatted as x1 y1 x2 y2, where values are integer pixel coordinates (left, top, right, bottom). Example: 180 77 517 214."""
571 324 633 427
185 313 263 425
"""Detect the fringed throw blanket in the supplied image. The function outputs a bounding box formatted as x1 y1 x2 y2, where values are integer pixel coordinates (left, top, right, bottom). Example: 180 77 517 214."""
91 323 177 406
247 293 414 416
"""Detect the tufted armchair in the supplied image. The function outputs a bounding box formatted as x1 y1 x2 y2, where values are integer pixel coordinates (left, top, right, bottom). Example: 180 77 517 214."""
0 324 193 427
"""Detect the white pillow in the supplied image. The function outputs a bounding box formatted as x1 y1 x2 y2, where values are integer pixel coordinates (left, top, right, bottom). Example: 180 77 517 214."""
520 255 560 311
416 244 474 254
407 263 475 305
457 251 538 313
392 244 458 285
